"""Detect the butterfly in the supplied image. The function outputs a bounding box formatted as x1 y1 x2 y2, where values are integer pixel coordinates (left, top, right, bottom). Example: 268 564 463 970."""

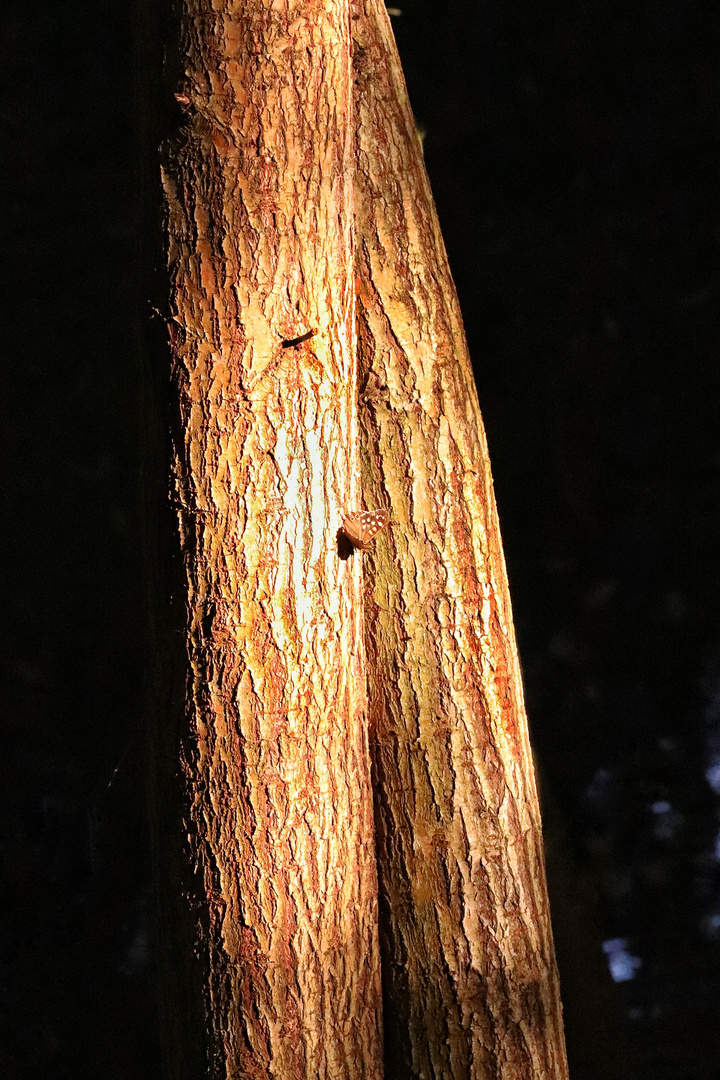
341 509 391 551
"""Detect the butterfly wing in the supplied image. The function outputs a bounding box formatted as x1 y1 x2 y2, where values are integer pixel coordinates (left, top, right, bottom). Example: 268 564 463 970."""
342 509 391 550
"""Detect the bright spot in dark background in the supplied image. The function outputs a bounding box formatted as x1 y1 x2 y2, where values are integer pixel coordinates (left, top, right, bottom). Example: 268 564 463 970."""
603 939 643 983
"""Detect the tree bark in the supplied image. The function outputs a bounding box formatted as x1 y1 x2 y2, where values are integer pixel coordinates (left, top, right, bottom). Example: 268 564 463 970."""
159 1 568 1078
352 3 568 1079
162 2 382 1077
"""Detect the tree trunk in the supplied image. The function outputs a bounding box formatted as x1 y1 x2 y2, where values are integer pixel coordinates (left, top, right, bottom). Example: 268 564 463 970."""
159 1 568 1078
161 1 382 1077
351 4 568 1079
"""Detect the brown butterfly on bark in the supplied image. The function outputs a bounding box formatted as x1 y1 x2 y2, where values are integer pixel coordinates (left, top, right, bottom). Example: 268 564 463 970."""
341 509 391 551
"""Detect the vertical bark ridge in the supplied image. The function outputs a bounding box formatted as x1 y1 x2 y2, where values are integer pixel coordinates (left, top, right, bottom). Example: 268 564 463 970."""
163 3 382 1077
351 2 569 1078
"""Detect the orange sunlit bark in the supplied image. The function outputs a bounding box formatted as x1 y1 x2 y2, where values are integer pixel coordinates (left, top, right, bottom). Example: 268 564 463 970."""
156 1 568 1077
352 2 569 1077
161 2 382 1077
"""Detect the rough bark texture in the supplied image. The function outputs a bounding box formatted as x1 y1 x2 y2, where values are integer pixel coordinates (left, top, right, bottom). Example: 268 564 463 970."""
352 3 569 1079
160 1 568 1078
162 2 382 1077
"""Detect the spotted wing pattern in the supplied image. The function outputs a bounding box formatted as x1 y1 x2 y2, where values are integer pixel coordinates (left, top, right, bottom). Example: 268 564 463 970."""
342 509 391 551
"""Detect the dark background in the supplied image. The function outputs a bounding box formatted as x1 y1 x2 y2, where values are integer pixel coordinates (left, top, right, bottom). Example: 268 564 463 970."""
1 1 719 1078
